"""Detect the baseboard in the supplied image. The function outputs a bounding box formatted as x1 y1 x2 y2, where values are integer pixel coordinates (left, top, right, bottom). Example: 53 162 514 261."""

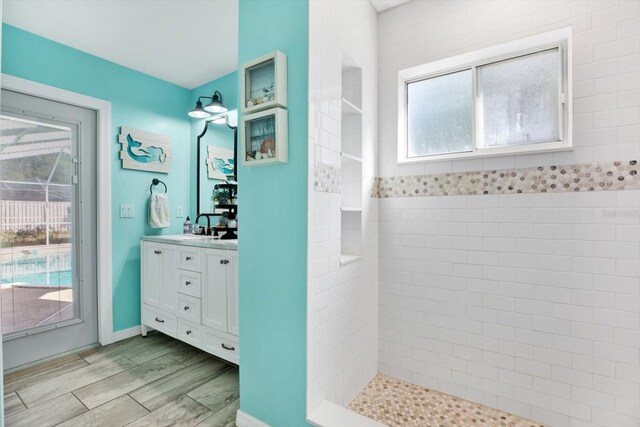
113 325 142 342
236 410 271 427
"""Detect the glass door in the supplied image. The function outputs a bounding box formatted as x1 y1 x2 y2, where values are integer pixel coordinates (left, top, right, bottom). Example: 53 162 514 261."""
0 116 77 335
1 89 98 369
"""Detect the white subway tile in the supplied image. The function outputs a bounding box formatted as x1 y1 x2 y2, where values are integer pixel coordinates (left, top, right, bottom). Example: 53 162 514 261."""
533 377 571 399
615 258 640 277
593 375 640 400
592 1 639 28
532 407 571 427
572 289 615 308
516 328 553 348
552 335 593 356
572 321 616 342
514 387 551 409
533 315 572 334
550 397 592 421
552 303 594 322
572 354 616 377
615 396 640 419
552 366 594 388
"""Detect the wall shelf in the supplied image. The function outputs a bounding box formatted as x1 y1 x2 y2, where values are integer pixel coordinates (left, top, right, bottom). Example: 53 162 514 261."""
341 207 362 212
341 152 362 162
341 97 362 115
340 254 362 266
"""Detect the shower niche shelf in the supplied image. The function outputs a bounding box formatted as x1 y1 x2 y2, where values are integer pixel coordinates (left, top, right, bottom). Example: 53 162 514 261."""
340 58 363 266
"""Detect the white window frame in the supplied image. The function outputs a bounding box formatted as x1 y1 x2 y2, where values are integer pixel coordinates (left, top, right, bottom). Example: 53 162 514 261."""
398 27 572 164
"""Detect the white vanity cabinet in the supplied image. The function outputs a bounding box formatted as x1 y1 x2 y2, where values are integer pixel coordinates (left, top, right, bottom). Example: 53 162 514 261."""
141 242 178 320
201 249 229 332
226 252 239 336
201 250 239 335
141 238 239 365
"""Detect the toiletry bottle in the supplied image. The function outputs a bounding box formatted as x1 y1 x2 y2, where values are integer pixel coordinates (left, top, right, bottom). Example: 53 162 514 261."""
183 216 192 234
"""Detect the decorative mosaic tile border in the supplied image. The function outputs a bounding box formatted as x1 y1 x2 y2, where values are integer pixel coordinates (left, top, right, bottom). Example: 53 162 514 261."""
314 162 341 193
350 373 545 427
365 176 378 199
376 160 639 198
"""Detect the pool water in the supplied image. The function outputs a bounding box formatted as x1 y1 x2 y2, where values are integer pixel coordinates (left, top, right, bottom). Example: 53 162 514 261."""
1 270 73 287
1 254 73 287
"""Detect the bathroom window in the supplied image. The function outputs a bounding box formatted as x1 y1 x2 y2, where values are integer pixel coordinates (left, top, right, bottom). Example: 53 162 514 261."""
398 28 572 163
407 69 473 157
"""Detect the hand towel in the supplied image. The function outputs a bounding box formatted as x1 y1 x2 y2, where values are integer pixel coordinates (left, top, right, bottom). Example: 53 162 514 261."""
149 193 170 228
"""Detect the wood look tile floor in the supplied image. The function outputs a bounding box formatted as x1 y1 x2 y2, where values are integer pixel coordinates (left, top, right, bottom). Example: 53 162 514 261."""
3 332 239 427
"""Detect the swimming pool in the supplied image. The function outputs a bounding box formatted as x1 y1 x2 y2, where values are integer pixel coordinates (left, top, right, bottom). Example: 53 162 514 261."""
1 270 73 287
0 253 73 287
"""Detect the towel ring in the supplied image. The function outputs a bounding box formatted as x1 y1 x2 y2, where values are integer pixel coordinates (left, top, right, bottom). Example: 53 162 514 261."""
150 178 167 193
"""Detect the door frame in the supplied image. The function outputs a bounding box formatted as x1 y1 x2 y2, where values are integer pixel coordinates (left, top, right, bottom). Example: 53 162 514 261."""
1 73 114 346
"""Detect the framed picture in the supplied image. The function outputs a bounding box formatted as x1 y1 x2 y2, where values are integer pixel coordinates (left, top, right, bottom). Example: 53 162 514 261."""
240 51 287 114
241 107 288 166
118 127 171 173
206 146 235 180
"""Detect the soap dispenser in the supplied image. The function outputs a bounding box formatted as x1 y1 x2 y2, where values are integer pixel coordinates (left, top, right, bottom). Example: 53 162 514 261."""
183 216 192 234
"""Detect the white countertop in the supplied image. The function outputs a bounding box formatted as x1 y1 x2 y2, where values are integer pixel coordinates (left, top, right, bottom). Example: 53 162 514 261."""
141 234 238 250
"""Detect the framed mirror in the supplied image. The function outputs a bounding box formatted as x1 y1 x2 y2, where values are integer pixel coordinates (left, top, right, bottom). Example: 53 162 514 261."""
196 113 238 237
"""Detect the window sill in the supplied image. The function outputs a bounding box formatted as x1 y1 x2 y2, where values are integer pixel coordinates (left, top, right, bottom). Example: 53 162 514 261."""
398 140 572 165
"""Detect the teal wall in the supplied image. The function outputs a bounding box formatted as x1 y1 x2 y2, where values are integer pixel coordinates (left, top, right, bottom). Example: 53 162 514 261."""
188 71 238 217
1 23 192 332
237 0 309 425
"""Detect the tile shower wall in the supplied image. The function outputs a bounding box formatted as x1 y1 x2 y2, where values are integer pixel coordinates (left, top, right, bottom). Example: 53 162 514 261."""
377 1 639 427
307 0 379 413
379 190 639 427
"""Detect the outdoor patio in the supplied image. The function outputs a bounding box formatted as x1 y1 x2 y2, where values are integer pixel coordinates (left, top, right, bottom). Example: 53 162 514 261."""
0 244 73 335
1 285 73 334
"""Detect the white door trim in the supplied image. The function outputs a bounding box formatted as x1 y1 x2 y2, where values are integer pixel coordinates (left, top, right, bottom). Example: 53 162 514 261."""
1 73 114 346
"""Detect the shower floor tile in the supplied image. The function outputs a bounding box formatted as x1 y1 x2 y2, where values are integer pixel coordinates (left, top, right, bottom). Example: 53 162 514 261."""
349 373 545 427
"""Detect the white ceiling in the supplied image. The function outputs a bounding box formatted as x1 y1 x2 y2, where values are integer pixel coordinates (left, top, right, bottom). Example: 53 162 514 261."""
369 0 412 12
3 0 239 90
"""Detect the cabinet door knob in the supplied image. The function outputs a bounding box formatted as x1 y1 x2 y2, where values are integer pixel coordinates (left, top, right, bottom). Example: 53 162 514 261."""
155 317 165 323
219 260 224 264
221 343 235 351
154 250 162 255
186 330 192 335
186 256 192 261
184 306 190 311
185 281 191 286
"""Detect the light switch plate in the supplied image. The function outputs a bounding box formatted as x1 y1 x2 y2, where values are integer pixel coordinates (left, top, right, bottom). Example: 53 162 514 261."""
176 205 184 218
120 204 134 218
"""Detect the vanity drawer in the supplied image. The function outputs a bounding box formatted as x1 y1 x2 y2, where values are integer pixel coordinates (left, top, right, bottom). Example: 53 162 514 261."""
177 293 201 323
178 270 201 298
178 247 202 271
142 304 177 338
178 319 202 348
202 327 239 365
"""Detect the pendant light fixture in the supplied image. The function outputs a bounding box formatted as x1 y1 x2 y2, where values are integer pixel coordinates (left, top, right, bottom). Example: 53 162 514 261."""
188 100 211 119
204 91 227 113
188 91 228 118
